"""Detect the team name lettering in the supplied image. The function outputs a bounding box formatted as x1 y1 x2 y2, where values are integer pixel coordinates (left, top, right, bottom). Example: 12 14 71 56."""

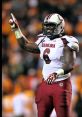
42 43 55 48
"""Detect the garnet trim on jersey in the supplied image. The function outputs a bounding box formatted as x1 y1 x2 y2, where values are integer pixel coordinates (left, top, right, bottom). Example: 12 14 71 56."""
61 38 79 51
37 35 46 46
61 38 68 46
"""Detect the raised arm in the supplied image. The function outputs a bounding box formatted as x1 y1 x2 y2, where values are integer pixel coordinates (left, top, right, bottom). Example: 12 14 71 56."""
9 13 40 54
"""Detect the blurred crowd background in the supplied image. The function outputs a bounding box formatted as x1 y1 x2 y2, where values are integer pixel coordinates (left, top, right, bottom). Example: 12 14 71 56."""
2 0 82 117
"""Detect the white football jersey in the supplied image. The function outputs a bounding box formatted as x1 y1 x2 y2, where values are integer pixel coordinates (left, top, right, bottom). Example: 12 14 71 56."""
35 34 79 82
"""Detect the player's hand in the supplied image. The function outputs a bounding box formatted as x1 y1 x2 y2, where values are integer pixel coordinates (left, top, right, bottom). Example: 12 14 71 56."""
9 13 19 31
46 73 57 84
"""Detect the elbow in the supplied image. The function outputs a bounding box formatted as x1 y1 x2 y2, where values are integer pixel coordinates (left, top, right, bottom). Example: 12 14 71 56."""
21 45 40 54
63 63 74 74
19 44 26 50
64 67 73 74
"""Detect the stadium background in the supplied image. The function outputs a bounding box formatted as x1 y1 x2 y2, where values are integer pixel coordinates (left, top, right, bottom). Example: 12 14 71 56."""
2 0 82 117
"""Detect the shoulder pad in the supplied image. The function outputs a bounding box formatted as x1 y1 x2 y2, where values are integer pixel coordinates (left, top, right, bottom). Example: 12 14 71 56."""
35 33 46 47
64 35 79 43
37 33 46 38
63 35 79 52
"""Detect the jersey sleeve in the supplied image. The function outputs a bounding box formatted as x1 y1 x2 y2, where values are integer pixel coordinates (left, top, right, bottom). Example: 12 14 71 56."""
66 36 79 52
35 34 45 49
35 38 42 48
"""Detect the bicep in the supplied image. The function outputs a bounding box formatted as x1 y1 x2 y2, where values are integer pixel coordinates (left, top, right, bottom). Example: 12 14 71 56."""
63 46 75 66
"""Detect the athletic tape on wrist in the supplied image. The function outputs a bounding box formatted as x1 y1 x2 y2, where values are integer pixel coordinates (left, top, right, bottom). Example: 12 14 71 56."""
15 29 23 39
56 69 64 76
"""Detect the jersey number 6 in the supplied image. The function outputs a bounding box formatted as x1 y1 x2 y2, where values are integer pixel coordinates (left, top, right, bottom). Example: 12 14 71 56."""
43 48 51 64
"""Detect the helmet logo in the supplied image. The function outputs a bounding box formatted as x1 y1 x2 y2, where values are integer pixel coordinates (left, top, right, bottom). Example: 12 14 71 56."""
46 14 53 21
57 15 63 25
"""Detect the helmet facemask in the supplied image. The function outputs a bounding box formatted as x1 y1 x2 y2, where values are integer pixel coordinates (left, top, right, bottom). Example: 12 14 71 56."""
43 22 63 39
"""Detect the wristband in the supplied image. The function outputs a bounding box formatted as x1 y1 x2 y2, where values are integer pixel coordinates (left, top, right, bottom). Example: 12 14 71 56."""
15 29 23 39
56 69 64 76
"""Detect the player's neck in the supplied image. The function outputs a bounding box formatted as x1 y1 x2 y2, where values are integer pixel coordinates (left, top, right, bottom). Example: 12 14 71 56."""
48 33 65 40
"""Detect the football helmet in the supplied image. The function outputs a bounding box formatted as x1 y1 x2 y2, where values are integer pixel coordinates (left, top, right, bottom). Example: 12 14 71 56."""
43 13 65 39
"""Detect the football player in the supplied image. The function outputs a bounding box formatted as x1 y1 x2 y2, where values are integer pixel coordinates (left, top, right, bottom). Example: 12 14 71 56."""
9 13 79 117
